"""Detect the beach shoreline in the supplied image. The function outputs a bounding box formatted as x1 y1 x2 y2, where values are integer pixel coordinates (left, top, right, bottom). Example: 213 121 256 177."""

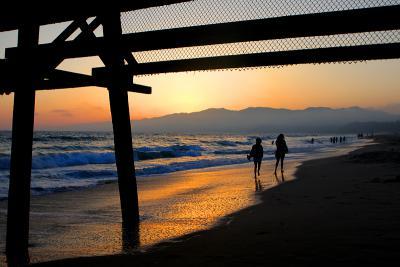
18 135 399 266
0 136 391 266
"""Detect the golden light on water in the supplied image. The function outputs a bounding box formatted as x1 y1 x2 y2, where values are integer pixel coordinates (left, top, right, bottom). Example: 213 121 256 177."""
0 162 295 263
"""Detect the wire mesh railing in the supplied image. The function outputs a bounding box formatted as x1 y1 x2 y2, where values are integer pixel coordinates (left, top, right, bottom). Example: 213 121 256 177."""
122 0 400 33
132 30 400 63
119 0 400 74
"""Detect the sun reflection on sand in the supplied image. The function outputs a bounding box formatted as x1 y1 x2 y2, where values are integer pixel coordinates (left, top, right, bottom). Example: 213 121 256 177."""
0 161 298 264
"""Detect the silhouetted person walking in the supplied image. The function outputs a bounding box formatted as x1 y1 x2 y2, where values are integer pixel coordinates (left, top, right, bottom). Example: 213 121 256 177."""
247 137 264 178
274 134 288 174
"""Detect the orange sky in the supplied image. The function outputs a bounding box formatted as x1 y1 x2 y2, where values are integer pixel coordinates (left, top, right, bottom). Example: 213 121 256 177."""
1 58 400 130
1 3 400 130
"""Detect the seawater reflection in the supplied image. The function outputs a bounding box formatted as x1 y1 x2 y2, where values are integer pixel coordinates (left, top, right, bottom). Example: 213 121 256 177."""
1 161 298 264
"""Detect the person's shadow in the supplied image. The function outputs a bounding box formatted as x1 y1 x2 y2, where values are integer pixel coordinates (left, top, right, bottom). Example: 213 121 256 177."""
255 178 263 192
274 172 285 184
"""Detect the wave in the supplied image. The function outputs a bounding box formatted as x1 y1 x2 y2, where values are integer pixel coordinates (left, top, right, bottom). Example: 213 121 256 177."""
136 157 247 176
214 149 249 155
0 156 10 170
247 135 275 141
0 136 11 141
63 170 117 179
0 142 330 171
135 150 201 160
0 141 329 170
201 140 252 146
134 144 203 160
34 145 114 151
31 152 116 169
137 144 203 152
33 135 109 142
0 145 204 170
31 185 86 194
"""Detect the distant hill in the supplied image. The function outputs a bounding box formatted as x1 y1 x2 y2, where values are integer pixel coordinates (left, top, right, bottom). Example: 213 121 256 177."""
65 107 400 133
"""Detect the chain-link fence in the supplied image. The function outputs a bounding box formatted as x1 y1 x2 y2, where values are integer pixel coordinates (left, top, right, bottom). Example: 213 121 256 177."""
122 0 400 33
132 30 400 63
120 0 400 74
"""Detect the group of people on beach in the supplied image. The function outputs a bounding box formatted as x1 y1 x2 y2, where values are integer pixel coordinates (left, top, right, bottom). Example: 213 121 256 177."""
330 136 346 143
357 133 373 139
247 134 288 178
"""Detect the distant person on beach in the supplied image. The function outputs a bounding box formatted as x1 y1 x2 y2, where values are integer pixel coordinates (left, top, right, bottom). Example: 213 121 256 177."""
274 134 288 174
247 137 264 178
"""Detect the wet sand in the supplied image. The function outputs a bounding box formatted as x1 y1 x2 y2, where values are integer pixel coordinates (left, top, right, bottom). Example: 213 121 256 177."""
1 156 301 264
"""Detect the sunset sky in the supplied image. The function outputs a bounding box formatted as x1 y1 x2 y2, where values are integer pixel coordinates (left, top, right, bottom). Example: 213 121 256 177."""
1 58 400 130
1 8 400 130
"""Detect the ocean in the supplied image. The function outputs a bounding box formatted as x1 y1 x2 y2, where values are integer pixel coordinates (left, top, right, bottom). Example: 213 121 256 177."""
0 131 358 199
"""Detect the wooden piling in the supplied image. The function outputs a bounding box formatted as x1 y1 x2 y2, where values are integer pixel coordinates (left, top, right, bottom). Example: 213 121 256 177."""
101 12 140 229
6 22 39 266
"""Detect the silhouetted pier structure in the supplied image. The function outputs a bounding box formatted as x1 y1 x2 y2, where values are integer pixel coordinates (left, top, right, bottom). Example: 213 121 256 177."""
0 1 399 266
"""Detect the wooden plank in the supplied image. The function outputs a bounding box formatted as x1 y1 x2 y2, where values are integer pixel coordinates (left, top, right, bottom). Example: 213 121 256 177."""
37 74 151 93
76 17 137 66
37 80 151 93
126 83 151 94
0 60 12 94
1 17 138 91
6 22 39 267
42 17 103 73
52 18 88 44
0 0 193 32
92 43 400 75
6 5 400 60
0 67 97 90
0 68 152 92
101 11 140 232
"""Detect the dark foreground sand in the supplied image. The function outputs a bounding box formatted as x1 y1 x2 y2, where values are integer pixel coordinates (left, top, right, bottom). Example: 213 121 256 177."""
32 135 400 267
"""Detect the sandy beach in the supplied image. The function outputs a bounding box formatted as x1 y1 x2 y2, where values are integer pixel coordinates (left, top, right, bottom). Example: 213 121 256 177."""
1 136 399 266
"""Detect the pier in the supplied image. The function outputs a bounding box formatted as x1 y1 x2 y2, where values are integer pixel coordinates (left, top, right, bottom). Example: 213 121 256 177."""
0 1 399 265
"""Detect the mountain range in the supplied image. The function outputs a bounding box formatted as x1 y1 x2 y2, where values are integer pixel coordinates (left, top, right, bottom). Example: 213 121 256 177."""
64 107 400 133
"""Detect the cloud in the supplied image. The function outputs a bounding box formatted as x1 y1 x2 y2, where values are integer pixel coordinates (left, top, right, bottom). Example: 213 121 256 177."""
51 109 73 117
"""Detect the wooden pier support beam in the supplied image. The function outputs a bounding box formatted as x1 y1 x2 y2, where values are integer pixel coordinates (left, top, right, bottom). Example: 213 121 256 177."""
6 23 39 267
101 12 140 230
